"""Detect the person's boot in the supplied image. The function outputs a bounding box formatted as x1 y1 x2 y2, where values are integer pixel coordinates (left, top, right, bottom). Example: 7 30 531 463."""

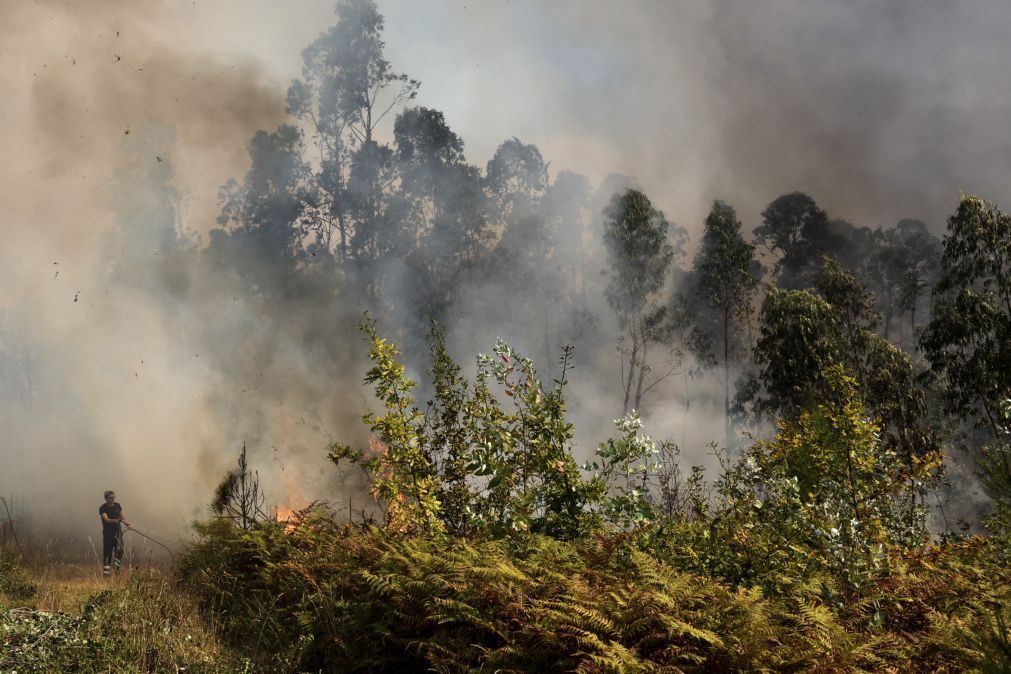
113 559 121 574
103 565 111 577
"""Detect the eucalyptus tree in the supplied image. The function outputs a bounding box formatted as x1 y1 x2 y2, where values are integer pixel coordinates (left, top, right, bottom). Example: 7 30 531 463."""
210 126 312 297
753 191 830 289
486 138 554 296
602 189 687 413
868 219 942 345
485 137 549 213
485 139 566 369
393 107 491 324
692 200 759 446
285 0 419 295
739 259 941 521
921 196 1011 441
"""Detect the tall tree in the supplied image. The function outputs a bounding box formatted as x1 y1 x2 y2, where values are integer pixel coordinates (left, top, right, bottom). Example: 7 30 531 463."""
393 107 490 325
209 126 311 297
485 137 549 213
393 106 465 209
753 191 830 289
867 219 942 346
286 0 419 294
602 189 686 413
486 138 562 369
921 196 1011 440
692 201 759 447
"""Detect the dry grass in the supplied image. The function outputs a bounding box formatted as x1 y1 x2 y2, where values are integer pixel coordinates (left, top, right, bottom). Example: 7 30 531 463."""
1 558 250 673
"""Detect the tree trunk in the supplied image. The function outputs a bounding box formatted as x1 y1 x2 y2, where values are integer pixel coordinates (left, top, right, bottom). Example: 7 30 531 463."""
724 307 731 450
634 338 648 412
623 321 639 414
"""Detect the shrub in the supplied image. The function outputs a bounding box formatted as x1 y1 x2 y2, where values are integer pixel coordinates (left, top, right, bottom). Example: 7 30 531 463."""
177 511 1011 673
330 318 599 538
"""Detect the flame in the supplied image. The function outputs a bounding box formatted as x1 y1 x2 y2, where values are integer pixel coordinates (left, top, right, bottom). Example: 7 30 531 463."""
366 436 412 533
275 505 300 534
368 436 392 485
368 436 388 457
273 434 308 533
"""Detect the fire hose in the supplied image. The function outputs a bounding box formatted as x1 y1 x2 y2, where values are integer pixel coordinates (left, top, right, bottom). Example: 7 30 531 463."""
124 525 175 562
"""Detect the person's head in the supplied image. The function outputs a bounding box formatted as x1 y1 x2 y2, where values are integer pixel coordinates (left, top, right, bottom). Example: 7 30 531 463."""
104 490 115 504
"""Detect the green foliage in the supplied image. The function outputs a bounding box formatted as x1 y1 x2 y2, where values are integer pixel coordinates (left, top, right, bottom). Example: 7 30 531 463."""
0 555 35 601
922 195 1011 439
424 322 472 535
486 137 549 204
331 319 598 538
465 341 597 538
333 318 943 590
695 201 759 321
692 200 760 445
753 191 830 289
736 367 924 587
748 257 897 420
866 218 942 339
602 188 695 413
330 315 444 534
602 189 679 318
740 259 942 526
746 284 839 420
980 399 1011 544
583 412 663 528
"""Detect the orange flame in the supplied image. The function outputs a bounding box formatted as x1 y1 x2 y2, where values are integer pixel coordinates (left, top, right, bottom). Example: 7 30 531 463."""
274 436 308 533
275 506 300 534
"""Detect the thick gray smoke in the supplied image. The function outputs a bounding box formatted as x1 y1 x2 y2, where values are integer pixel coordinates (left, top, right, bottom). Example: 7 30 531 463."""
0 0 340 556
388 0 1011 229
2 0 1008 556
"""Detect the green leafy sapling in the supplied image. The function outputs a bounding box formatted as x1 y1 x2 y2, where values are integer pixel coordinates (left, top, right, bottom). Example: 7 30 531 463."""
329 315 444 534
584 412 662 529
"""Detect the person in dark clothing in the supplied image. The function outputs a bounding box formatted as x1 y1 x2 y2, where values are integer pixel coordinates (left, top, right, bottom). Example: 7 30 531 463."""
99 490 129 576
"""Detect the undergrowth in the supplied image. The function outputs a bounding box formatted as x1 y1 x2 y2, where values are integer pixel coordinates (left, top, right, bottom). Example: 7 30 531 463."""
0 553 37 601
171 323 1011 672
177 513 1011 673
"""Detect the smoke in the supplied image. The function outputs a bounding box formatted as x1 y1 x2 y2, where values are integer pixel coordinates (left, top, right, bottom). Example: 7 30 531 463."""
4 0 1009 555
0 0 345 555
379 0 1011 229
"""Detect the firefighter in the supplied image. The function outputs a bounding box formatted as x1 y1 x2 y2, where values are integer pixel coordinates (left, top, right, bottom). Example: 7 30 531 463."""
99 490 130 575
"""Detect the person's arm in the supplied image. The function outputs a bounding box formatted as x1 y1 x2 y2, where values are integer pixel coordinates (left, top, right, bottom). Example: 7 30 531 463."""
100 508 128 527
